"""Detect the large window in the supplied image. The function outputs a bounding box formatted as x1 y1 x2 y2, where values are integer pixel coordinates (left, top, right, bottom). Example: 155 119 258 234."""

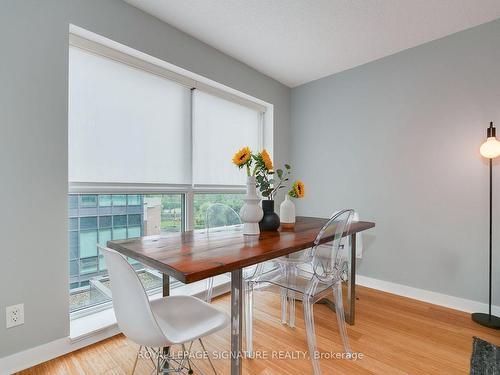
68 35 268 316
194 193 245 229
68 194 183 313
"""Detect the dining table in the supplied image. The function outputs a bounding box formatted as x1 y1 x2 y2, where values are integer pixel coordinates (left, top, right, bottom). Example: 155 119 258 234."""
107 216 375 375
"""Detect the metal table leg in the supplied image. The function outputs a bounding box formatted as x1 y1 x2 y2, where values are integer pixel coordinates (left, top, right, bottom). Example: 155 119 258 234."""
162 274 170 373
231 269 243 375
346 233 356 325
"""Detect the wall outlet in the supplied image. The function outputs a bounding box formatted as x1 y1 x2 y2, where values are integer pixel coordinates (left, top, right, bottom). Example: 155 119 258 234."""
6 304 24 328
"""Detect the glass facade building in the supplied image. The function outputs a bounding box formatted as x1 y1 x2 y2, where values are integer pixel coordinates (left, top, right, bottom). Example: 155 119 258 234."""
68 194 145 290
68 192 243 313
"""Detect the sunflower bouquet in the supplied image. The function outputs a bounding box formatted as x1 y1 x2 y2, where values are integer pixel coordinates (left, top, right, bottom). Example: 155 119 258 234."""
232 146 305 200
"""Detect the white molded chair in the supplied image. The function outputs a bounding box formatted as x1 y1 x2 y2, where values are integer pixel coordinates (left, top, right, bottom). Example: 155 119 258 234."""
99 245 230 374
245 209 354 375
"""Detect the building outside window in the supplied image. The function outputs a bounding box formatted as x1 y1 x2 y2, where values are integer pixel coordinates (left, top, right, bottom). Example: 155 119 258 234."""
68 193 244 313
68 194 184 312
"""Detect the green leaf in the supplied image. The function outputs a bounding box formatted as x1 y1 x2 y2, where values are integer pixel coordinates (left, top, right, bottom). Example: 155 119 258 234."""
276 169 283 179
285 164 291 170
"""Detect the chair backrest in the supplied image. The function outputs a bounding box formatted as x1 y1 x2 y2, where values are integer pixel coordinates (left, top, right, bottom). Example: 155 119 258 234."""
311 209 354 280
205 203 242 233
98 245 167 347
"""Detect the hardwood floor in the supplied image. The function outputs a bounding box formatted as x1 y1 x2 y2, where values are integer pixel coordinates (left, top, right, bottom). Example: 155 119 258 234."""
18 286 500 375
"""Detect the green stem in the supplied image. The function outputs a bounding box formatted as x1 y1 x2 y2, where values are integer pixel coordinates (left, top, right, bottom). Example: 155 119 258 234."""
252 164 258 176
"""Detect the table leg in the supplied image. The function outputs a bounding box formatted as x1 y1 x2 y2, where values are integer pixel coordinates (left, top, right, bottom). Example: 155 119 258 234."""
231 269 243 375
162 274 170 373
346 233 356 325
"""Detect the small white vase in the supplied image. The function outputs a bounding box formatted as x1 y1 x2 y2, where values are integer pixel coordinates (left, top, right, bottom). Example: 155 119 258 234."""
279 195 296 229
239 176 263 235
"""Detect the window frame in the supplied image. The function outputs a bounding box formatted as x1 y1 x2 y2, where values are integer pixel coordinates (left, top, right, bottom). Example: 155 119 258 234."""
68 189 245 319
68 31 270 319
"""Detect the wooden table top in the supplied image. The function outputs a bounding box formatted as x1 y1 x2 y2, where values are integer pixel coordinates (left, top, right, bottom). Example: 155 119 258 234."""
107 216 375 284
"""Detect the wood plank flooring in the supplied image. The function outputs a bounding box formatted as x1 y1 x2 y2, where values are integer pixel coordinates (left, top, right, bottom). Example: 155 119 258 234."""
17 286 500 374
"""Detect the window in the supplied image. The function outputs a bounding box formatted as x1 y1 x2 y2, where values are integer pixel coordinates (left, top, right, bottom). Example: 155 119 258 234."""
68 34 270 316
68 194 183 313
194 193 245 229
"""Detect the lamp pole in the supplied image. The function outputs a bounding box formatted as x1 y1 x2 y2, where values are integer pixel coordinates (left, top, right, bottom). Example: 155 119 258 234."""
488 156 492 318
472 122 500 329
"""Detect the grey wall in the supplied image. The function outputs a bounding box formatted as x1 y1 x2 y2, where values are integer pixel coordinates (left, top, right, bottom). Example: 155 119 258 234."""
291 19 500 305
0 0 290 358
0 0 70 359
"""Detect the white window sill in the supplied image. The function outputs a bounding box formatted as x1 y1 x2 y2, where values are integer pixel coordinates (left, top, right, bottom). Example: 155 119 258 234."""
70 275 231 342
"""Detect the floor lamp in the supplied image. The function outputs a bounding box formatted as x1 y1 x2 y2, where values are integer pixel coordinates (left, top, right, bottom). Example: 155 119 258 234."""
472 122 500 329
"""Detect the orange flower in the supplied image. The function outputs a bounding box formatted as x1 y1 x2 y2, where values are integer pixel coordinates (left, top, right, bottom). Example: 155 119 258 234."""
289 180 305 198
260 149 273 171
232 147 252 167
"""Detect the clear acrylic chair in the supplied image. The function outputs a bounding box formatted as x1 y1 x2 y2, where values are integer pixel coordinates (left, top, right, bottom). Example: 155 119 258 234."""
245 209 354 375
99 245 229 374
275 211 352 328
204 203 274 356
204 203 243 303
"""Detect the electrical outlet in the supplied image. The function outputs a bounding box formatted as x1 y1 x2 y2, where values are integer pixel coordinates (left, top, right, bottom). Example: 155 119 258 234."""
6 304 24 328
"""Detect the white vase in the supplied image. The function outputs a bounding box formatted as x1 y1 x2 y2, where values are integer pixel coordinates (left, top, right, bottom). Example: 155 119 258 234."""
239 176 263 235
279 195 296 229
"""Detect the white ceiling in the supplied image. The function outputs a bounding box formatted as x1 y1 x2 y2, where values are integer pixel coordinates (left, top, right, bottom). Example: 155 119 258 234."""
124 0 500 87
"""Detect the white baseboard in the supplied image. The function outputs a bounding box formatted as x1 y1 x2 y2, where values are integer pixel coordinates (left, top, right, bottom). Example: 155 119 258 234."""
356 274 500 316
0 325 120 375
2 274 498 374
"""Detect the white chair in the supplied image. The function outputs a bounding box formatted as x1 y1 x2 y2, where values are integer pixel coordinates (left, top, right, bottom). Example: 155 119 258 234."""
99 245 230 374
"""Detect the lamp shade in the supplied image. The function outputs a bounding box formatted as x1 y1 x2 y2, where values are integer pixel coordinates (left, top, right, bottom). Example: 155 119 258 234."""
480 137 500 159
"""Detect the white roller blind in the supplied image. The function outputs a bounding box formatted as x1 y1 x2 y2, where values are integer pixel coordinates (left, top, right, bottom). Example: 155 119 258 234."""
69 47 191 184
192 90 262 186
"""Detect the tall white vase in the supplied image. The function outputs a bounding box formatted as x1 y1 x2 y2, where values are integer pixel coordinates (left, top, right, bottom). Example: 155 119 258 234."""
279 195 296 229
239 176 263 235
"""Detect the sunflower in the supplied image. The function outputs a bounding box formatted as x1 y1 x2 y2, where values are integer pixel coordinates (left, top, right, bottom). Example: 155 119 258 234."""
232 147 252 167
260 149 273 171
289 180 305 198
